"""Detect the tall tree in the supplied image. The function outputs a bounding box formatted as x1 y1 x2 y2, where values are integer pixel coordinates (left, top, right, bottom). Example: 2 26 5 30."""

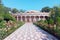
41 7 51 12
50 6 60 24
11 8 18 13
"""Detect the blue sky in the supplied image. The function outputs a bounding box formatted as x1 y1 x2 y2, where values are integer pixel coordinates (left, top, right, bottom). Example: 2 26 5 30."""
2 0 60 10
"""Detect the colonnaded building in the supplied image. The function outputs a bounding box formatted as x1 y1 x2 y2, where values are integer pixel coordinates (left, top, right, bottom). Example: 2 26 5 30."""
12 10 50 22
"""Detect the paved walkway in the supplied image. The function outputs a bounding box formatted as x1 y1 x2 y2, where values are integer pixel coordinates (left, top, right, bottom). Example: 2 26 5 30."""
4 23 58 40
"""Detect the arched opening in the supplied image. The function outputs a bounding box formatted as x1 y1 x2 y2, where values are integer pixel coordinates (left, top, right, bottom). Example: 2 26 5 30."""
45 16 48 19
40 16 43 20
26 16 30 22
45 16 49 20
36 16 39 21
15 16 17 20
18 16 21 21
22 16 25 22
31 16 34 22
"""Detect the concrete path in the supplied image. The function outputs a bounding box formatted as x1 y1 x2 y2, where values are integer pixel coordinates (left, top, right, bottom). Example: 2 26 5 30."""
4 23 58 40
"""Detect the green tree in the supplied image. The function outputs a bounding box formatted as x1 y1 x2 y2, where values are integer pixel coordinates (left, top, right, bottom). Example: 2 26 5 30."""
11 8 18 13
50 6 60 24
56 16 60 26
0 16 3 22
3 13 16 23
48 18 54 24
19 9 26 13
41 7 51 12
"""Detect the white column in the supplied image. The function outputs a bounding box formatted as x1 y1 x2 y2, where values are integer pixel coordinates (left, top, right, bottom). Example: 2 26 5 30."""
25 16 26 22
21 16 22 21
34 16 36 22
43 16 45 20
25 16 27 22
39 17 41 21
30 16 31 22
20 16 21 21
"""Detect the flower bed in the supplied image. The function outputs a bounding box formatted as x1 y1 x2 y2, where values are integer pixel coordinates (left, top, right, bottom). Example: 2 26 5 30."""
0 21 24 40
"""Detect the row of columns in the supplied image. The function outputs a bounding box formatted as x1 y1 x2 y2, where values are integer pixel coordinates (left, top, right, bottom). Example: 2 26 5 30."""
15 16 47 22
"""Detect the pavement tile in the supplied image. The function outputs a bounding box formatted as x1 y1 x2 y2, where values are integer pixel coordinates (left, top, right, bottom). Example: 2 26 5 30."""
4 23 58 40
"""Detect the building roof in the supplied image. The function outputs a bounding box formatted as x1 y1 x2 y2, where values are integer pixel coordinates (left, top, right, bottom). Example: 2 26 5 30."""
25 10 40 13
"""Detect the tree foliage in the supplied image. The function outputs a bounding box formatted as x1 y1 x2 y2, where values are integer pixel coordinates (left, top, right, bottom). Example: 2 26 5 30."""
19 9 26 13
11 8 18 13
3 13 16 22
0 3 16 22
48 18 54 24
41 7 51 12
